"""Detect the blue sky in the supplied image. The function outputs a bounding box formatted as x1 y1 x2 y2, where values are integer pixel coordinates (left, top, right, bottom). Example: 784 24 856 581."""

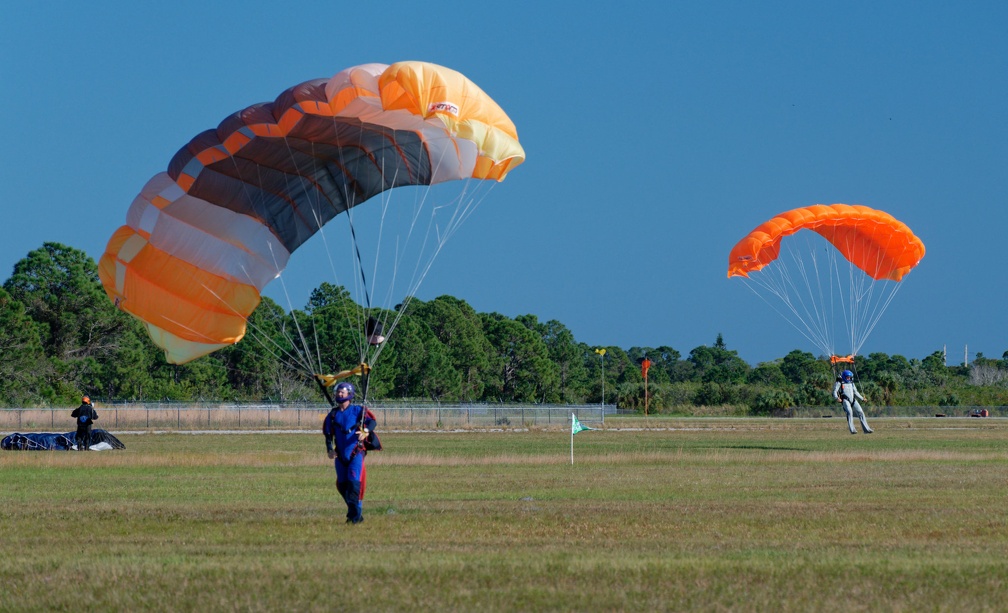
2 1 1006 366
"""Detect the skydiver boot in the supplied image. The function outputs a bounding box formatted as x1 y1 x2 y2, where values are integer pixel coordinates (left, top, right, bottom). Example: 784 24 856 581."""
857 410 873 433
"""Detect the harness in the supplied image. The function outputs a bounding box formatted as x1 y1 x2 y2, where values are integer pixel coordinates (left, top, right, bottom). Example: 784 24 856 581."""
836 378 855 403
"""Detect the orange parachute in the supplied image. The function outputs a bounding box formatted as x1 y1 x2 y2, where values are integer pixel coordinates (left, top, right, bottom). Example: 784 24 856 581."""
100 61 525 364
727 204 925 282
727 204 925 359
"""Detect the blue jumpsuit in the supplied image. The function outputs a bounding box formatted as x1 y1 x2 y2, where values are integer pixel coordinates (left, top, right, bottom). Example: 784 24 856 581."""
833 379 873 434
323 404 376 523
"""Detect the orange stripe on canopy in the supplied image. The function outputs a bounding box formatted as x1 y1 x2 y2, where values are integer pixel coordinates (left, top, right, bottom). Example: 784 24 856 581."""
727 204 925 282
99 226 260 363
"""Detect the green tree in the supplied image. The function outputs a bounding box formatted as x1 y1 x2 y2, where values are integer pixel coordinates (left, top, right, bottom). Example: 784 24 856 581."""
747 361 787 386
4 243 140 402
381 310 461 400
0 287 47 405
296 283 365 376
215 297 312 401
413 296 493 401
693 381 738 406
688 336 750 384
779 350 829 384
544 320 590 402
481 313 558 402
518 315 589 403
751 389 795 415
633 344 681 383
874 371 902 405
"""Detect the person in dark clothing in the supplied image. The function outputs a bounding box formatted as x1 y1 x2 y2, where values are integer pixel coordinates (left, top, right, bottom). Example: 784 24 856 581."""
70 396 98 451
322 382 376 524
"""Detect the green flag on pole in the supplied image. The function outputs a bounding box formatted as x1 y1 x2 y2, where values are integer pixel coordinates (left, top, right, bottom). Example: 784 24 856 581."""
571 413 593 465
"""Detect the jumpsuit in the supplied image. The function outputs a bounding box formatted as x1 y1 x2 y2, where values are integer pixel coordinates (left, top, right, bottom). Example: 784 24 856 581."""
323 404 377 523
833 378 873 434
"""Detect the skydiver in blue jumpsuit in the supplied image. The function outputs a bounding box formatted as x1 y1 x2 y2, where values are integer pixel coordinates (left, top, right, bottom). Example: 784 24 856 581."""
323 382 377 524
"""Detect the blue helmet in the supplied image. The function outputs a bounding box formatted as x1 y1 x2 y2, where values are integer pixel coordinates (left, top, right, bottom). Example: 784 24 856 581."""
841 370 853 382
334 382 355 401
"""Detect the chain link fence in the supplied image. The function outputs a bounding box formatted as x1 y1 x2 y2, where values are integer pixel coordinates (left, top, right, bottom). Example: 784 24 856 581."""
0 403 611 432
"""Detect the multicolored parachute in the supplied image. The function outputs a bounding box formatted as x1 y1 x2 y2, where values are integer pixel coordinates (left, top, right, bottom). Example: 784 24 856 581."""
728 204 924 358
99 62 525 364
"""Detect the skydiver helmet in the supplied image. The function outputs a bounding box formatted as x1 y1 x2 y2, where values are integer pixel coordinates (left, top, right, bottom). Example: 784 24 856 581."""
841 370 853 382
334 382 355 402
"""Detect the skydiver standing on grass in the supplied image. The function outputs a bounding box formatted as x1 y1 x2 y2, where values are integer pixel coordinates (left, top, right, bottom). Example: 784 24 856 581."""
71 395 98 451
833 370 873 434
323 382 377 524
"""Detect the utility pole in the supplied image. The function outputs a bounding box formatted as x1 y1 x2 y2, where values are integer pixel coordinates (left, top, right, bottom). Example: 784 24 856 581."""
594 348 606 409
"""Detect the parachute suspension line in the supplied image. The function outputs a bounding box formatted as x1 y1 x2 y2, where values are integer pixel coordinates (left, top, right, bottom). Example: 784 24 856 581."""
370 177 494 370
788 235 836 355
741 234 836 356
341 124 386 367
345 202 373 311
740 277 833 356
273 131 376 375
265 138 341 377
198 144 323 378
356 154 403 368
744 229 911 361
837 222 906 358
179 274 318 376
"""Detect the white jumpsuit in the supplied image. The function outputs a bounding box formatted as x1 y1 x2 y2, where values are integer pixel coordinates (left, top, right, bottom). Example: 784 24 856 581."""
833 379 873 434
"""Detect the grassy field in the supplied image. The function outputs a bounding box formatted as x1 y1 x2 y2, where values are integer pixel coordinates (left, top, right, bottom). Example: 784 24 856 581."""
2 417 1007 611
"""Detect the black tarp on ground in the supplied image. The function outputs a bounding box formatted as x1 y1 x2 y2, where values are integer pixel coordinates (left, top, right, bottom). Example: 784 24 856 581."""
1 429 126 451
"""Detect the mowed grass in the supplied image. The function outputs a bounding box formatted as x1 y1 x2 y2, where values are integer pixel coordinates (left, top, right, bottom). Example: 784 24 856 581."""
2 418 1008 612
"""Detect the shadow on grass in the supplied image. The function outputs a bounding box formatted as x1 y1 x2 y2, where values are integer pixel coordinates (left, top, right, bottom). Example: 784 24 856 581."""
698 444 807 451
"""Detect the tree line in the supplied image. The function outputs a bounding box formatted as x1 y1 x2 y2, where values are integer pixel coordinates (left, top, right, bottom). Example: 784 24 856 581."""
4 242 1008 410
